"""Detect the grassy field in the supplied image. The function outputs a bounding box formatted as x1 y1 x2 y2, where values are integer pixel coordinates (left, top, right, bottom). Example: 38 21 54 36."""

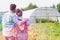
30 23 60 40
0 23 60 40
0 24 3 40
0 24 2 31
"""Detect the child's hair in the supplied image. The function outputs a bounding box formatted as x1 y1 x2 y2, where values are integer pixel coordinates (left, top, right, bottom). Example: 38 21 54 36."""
16 9 22 16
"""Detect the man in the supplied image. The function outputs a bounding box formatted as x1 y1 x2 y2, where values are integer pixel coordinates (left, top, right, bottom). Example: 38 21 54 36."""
2 4 17 40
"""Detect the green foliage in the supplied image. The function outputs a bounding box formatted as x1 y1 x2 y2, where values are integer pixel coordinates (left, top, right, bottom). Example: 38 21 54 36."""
35 18 56 23
21 3 38 11
57 3 60 13
52 5 56 8
50 4 56 8
33 23 60 40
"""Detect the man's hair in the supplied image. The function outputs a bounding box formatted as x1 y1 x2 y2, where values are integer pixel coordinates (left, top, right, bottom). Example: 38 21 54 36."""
10 4 16 10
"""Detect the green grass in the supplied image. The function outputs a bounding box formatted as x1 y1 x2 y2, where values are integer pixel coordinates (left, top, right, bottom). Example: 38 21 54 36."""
0 24 2 31
32 23 60 40
0 23 60 40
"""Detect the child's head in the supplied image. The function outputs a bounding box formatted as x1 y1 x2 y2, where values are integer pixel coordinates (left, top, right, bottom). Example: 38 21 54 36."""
16 9 22 17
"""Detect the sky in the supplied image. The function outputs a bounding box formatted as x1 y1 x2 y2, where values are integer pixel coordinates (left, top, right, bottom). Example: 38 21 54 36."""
0 0 60 11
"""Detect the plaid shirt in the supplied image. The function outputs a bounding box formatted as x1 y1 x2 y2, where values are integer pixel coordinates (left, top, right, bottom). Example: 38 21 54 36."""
2 11 16 36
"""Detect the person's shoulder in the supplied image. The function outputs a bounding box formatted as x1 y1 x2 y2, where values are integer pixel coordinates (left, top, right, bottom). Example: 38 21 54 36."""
23 17 29 19
23 18 30 21
23 17 28 19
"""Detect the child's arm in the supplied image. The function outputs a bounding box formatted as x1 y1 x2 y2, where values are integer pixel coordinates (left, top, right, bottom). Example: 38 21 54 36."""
17 19 28 26
16 19 28 30
16 18 31 31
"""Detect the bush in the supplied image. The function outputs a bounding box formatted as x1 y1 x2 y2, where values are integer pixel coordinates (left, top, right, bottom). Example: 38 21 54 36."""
41 19 47 23
35 18 56 23
35 18 40 23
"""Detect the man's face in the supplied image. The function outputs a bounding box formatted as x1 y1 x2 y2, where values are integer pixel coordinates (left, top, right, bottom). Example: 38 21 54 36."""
10 8 16 13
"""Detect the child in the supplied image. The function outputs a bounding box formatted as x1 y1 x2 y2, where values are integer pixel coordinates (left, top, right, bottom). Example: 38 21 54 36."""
11 9 31 40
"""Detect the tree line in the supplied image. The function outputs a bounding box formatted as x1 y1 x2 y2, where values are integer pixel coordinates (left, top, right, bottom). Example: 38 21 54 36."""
21 3 60 13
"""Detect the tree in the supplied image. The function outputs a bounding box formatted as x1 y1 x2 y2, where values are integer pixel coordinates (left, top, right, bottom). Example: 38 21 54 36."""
50 4 56 8
57 3 60 13
52 5 56 8
22 3 38 11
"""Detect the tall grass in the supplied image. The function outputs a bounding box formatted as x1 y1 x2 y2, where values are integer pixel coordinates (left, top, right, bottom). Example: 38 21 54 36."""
31 23 60 40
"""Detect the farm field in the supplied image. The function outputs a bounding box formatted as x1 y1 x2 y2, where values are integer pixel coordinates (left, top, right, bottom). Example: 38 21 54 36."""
0 23 60 40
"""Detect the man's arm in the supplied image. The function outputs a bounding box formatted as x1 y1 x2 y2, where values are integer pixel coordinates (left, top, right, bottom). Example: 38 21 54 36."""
18 18 31 30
